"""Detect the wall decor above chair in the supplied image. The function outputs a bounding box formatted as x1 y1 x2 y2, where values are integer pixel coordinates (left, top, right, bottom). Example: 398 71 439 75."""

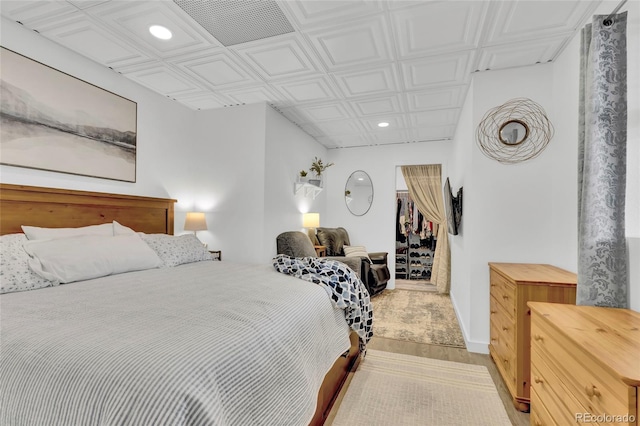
476 97 554 165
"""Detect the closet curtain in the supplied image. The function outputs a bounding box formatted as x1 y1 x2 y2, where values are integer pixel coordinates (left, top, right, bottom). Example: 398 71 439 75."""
577 12 628 307
401 165 450 294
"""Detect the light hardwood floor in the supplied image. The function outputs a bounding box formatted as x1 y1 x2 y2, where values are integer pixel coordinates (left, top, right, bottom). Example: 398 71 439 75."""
326 336 530 426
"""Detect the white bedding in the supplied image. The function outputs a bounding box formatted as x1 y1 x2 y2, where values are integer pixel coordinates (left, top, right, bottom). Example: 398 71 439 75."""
0 261 352 425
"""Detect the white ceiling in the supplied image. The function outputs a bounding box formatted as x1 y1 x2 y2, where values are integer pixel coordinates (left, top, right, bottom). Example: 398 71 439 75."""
0 0 602 149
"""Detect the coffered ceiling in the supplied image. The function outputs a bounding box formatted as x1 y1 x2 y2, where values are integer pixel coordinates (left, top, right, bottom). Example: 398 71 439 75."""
0 0 602 148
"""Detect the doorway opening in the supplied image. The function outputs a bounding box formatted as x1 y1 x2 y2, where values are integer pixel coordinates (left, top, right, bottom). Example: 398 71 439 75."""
394 166 437 292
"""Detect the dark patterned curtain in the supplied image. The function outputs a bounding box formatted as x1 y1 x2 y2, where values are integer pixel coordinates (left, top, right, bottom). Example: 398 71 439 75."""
578 12 628 307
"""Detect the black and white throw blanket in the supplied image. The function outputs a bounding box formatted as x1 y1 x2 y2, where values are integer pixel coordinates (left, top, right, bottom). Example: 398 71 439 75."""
273 254 373 350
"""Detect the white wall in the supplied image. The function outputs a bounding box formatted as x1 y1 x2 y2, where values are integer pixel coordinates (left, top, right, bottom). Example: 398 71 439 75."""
325 142 453 291
264 106 328 262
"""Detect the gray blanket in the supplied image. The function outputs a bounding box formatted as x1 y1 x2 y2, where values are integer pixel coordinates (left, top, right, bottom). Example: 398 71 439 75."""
0 261 351 425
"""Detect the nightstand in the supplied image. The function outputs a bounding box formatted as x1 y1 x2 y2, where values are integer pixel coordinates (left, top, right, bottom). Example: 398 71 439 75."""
209 250 221 261
314 245 326 257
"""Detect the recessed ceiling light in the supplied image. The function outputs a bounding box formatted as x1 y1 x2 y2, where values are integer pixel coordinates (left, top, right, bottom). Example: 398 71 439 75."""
378 122 389 128
149 25 172 40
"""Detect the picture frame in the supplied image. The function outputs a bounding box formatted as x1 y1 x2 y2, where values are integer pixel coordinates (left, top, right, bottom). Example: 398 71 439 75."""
0 47 137 182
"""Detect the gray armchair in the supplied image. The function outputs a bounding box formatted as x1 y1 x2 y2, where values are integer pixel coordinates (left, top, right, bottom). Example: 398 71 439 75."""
313 227 389 296
276 231 363 280
276 229 389 297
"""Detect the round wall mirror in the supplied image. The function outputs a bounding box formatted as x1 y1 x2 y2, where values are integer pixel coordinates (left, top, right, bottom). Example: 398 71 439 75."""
345 170 373 216
499 120 529 146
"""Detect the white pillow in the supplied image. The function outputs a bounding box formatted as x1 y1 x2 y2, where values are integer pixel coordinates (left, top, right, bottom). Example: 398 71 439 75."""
343 245 371 262
22 223 113 240
113 221 136 235
0 234 54 294
24 234 162 284
140 234 212 267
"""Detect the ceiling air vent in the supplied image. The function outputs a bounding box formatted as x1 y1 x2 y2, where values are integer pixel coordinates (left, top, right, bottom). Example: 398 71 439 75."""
173 0 294 47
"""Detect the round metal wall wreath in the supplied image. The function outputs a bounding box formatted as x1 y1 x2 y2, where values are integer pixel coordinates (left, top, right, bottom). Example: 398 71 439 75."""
476 98 554 164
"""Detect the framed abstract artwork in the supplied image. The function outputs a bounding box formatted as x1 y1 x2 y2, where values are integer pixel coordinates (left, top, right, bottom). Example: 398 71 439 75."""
0 47 137 182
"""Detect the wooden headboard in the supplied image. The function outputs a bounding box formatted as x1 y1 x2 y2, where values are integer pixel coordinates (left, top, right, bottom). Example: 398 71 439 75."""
0 184 176 236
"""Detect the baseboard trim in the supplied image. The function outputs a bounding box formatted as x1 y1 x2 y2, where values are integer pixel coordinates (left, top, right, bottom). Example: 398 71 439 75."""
449 293 489 354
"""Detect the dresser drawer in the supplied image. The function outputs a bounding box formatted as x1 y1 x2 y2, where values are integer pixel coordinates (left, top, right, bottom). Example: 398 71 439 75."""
490 297 516 348
531 316 633 418
531 349 596 425
490 322 516 392
489 270 516 316
530 387 561 426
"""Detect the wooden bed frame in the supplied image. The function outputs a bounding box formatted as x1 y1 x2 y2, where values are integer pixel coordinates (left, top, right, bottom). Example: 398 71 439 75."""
0 183 359 425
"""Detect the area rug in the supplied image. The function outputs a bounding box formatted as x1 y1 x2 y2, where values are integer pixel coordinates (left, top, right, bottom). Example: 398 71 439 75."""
371 289 465 348
330 350 511 426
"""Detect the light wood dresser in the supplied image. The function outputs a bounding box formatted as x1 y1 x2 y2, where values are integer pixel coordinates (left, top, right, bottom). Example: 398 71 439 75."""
529 302 639 426
488 262 577 412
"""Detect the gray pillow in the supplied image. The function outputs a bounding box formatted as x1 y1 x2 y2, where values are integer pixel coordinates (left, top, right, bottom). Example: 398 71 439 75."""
316 227 351 256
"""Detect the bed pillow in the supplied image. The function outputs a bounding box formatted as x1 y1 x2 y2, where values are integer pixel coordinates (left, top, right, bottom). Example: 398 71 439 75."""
22 223 113 240
24 234 162 284
343 245 372 262
0 234 55 294
113 221 136 235
140 234 212 267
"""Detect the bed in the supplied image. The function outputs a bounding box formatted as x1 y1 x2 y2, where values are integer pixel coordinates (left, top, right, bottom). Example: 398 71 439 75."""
0 183 362 425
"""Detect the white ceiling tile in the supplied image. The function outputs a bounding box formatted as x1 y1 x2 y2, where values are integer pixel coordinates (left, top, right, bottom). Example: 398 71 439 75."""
86 1 218 57
483 1 600 45
37 16 151 68
360 114 408 132
221 85 284 106
332 64 399 98
172 51 258 89
405 86 467 111
123 64 201 96
296 103 353 122
272 76 338 104
0 1 77 26
281 0 382 28
305 15 392 71
67 1 110 10
0 0 597 149
408 109 459 128
173 92 230 110
391 1 488 58
277 107 309 125
349 94 403 117
232 34 320 80
401 51 474 90
476 36 569 71
365 129 411 144
314 118 366 136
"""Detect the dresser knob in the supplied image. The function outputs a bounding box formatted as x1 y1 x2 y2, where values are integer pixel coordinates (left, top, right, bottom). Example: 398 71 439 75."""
490 310 497 314
534 420 542 426
502 326 508 332
534 376 544 384
585 385 601 397
502 295 509 300
533 335 544 341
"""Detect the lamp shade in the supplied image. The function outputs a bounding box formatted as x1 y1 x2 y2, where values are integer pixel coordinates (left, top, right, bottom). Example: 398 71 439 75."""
303 212 320 228
184 212 207 232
